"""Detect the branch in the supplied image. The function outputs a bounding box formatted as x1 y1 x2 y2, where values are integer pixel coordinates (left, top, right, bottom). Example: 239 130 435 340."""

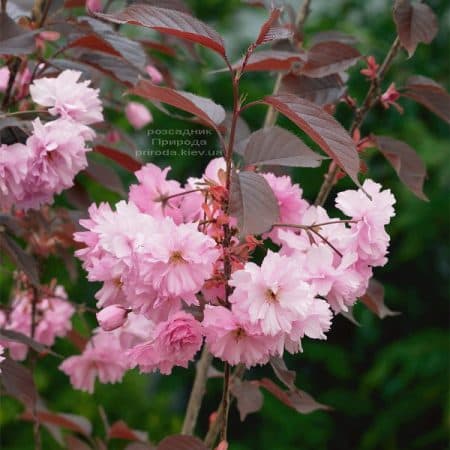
181 347 213 435
314 37 402 206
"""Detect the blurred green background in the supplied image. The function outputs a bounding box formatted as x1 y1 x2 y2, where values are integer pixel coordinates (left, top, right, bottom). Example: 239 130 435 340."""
1 1 449 449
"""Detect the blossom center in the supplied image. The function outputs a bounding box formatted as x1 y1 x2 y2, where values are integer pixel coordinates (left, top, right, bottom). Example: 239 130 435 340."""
169 251 186 265
265 288 278 303
233 327 246 341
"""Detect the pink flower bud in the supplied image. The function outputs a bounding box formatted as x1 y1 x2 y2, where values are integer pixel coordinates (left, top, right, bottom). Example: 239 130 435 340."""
86 0 102 13
125 102 153 129
96 305 128 331
0 67 10 92
215 441 228 450
146 65 163 84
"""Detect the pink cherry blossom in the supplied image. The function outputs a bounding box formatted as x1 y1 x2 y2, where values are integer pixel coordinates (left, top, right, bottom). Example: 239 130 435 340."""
0 285 74 360
127 311 203 374
18 118 92 209
336 179 396 266
0 143 32 210
202 305 283 367
125 102 153 129
0 66 10 92
59 330 127 393
0 344 4 370
30 70 103 125
262 172 308 225
229 251 315 335
285 299 332 354
129 163 184 222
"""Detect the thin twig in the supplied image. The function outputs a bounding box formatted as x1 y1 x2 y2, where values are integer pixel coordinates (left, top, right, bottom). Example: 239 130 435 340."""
264 0 312 128
314 37 402 206
181 347 213 435
1 58 20 110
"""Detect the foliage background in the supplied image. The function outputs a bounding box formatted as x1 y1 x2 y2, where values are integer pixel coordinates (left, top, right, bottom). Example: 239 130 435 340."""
1 0 449 449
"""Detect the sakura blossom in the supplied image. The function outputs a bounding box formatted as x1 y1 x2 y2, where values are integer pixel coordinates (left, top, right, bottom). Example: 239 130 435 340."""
0 284 74 361
127 311 203 374
30 70 103 125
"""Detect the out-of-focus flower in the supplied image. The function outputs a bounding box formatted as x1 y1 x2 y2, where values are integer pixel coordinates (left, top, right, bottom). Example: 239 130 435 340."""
125 102 153 129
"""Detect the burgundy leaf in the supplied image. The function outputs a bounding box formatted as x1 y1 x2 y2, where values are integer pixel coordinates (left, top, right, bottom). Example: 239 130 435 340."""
238 126 324 168
0 234 39 286
301 41 360 78
130 80 225 127
95 5 226 58
270 357 296 389
0 213 23 235
65 181 91 210
0 13 37 56
231 379 264 421
393 0 438 57
255 8 292 45
263 94 360 184
21 409 92 435
108 420 147 442
374 135 427 200
0 329 58 356
280 73 345 106
126 443 156 450
229 171 280 236
401 76 450 124
0 358 37 408
157 435 208 450
85 158 125 196
259 378 329 414
310 30 358 46
75 17 148 71
230 50 304 73
133 0 190 13
94 145 142 172
66 436 92 450
361 279 400 319
78 52 139 85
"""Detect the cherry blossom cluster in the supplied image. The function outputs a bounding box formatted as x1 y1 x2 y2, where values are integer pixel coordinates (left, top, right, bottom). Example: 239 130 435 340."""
0 280 74 360
60 158 395 392
0 70 103 211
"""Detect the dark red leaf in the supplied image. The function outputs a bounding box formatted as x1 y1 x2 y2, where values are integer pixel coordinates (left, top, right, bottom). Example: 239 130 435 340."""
78 52 139 85
0 233 39 286
229 171 280 236
255 8 292 45
65 181 91 210
0 13 37 56
130 80 225 127
231 379 264 421
401 76 450 124
310 30 358 46
0 213 23 235
125 443 156 450
75 17 148 72
259 378 329 414
230 50 304 73
393 0 438 57
94 145 142 172
66 435 92 450
301 41 360 78
374 135 428 201
21 409 92 435
238 126 324 168
263 94 360 184
108 420 147 442
361 279 400 319
270 357 296 389
85 158 125 196
280 73 345 106
0 358 37 407
95 5 226 58
157 435 208 450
